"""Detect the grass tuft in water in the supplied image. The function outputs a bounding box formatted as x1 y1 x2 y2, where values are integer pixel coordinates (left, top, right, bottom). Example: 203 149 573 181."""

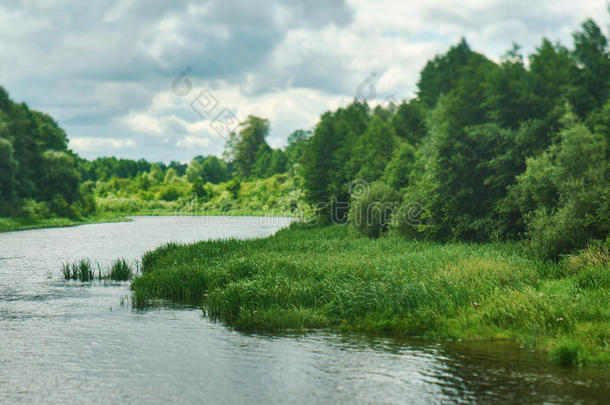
107 258 134 281
61 259 96 281
550 340 587 367
61 257 136 281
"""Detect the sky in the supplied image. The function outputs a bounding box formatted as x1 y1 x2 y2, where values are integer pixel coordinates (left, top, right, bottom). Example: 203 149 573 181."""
0 0 608 162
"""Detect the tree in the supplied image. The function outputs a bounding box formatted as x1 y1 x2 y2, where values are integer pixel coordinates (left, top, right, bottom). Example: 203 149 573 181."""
417 38 474 107
0 85 95 218
349 115 395 182
163 168 179 184
529 39 576 120
383 140 415 190
571 19 610 117
233 116 270 178
483 45 536 128
186 155 229 184
391 100 427 144
301 101 370 222
0 137 17 213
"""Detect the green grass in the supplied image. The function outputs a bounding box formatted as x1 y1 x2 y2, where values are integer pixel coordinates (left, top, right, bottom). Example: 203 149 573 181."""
62 259 96 281
130 223 610 366
107 258 134 281
62 258 136 281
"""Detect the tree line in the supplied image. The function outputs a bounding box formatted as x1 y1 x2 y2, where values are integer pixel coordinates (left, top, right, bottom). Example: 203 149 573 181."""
299 18 609 259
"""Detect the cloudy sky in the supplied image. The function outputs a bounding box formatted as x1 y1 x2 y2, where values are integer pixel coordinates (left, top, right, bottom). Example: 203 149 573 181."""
1 1 608 162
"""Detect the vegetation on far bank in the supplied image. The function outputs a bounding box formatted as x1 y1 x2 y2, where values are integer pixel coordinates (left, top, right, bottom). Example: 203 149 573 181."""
132 223 610 367
0 213 129 233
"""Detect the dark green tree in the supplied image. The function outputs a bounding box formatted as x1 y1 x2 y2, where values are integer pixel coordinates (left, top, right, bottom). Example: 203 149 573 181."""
234 116 270 178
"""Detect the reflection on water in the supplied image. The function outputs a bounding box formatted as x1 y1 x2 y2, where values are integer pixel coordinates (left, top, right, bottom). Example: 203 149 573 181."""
1 216 608 404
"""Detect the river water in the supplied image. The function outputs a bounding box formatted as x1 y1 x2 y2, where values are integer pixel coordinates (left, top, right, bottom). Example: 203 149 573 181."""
1 216 608 404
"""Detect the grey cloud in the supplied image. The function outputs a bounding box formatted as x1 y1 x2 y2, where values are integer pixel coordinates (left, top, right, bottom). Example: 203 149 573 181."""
1 0 605 162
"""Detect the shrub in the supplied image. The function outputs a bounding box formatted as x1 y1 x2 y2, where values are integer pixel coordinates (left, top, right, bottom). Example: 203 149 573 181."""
527 204 589 260
226 178 241 199
159 186 181 201
348 181 400 238
508 115 609 259
18 199 51 220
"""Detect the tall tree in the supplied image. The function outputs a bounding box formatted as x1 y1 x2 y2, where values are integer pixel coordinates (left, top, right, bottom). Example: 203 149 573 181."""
233 116 270 178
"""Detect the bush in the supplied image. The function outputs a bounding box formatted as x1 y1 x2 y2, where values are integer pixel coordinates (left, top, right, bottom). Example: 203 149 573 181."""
159 186 181 201
97 197 141 213
508 115 609 259
48 194 72 218
226 178 241 199
527 204 589 260
348 181 400 238
18 199 51 220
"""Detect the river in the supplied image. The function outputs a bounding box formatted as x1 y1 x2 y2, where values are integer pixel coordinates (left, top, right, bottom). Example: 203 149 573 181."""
1 216 608 404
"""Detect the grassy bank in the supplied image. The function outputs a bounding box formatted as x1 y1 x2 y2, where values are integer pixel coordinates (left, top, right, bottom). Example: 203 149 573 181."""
131 223 609 366
0 213 129 233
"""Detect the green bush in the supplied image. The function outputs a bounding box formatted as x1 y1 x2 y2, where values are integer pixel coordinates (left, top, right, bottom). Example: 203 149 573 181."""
226 178 241 199
18 199 51 220
159 186 181 201
509 114 609 259
348 181 400 238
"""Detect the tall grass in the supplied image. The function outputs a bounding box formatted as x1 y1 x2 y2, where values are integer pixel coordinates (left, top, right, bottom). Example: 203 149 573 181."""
62 259 96 281
130 223 610 366
61 258 136 281
106 258 133 281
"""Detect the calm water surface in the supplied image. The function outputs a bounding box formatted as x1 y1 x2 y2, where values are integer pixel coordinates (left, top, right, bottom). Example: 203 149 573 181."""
1 216 608 404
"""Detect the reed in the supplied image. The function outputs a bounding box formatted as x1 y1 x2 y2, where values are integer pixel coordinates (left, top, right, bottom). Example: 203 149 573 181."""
61 259 96 281
61 257 136 281
107 258 133 281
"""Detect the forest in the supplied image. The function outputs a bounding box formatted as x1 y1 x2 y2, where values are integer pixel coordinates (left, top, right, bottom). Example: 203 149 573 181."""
1 18 609 260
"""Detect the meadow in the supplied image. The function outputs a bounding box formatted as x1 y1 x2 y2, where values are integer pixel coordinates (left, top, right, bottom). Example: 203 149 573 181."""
131 223 610 367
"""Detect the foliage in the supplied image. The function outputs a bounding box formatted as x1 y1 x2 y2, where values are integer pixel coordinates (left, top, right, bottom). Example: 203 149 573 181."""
297 17 610 255
508 110 609 259
0 86 94 219
186 155 229 184
349 181 400 238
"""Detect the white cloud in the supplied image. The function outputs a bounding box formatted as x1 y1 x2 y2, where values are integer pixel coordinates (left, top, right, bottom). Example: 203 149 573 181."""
70 137 135 151
122 113 163 135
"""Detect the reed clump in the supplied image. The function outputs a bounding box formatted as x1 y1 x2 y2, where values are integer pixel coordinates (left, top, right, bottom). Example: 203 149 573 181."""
61 258 136 281
61 259 96 281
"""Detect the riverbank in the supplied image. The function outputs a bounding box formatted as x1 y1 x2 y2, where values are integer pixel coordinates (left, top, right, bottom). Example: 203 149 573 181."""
0 213 130 233
131 223 610 367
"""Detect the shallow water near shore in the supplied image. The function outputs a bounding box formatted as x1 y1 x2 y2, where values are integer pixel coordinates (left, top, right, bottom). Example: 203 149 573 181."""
1 216 608 404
